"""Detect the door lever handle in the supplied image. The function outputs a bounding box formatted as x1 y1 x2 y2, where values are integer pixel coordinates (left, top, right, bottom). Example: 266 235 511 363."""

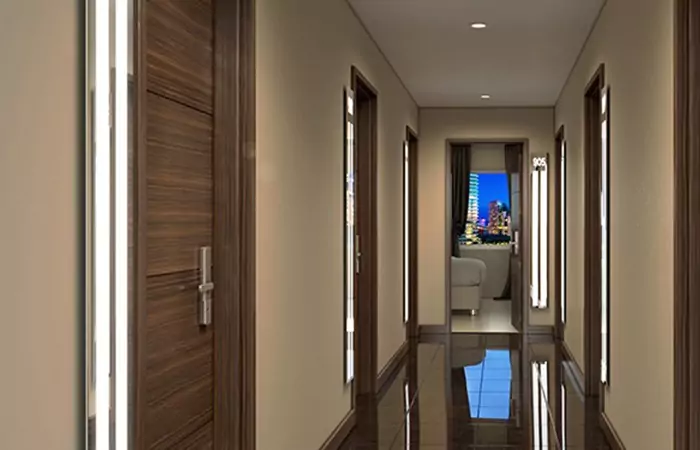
198 247 213 326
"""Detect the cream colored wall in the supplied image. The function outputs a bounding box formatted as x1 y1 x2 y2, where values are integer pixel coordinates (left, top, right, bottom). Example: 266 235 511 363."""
0 1 80 449
418 108 555 327
555 0 674 447
256 0 418 448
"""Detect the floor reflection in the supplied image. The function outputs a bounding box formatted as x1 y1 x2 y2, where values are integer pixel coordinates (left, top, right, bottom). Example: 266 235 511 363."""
341 334 611 449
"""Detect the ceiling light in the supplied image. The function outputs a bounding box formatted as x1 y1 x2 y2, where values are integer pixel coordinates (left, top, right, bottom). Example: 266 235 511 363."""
471 22 487 29
481 94 491 99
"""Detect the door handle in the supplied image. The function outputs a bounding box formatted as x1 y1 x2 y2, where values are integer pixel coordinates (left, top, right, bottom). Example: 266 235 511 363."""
198 246 213 326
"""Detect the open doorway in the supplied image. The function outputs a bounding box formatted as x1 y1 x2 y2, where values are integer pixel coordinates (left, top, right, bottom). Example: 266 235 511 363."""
447 141 526 334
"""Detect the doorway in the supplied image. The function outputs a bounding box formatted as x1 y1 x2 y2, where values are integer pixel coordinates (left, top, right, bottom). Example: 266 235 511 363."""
446 141 526 334
351 67 379 400
583 65 605 398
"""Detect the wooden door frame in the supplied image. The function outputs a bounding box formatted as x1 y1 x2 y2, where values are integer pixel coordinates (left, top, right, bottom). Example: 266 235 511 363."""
675 0 700 447
554 126 565 340
132 0 256 448
406 126 419 339
583 64 604 399
444 138 530 334
351 66 379 400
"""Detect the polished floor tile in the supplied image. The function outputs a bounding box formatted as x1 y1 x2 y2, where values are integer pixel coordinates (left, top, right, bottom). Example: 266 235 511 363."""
341 334 612 449
451 298 518 334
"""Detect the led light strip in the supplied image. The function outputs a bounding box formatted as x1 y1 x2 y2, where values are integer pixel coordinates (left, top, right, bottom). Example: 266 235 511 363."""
404 140 409 324
531 361 549 449
531 157 548 309
345 88 355 384
94 0 111 448
114 0 129 447
404 380 411 449
600 88 610 384
560 142 566 324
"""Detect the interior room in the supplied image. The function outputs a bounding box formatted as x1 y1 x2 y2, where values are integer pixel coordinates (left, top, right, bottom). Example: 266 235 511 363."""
449 143 522 334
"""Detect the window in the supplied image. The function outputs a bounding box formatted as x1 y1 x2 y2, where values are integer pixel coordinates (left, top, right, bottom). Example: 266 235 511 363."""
462 173 512 246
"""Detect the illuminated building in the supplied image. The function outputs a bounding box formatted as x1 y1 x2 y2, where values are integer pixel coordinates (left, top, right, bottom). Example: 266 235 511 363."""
466 173 481 244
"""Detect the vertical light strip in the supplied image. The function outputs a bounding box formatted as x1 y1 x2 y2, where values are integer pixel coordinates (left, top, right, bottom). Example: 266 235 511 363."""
94 0 111 447
531 363 541 448
560 143 566 323
114 0 129 447
345 89 355 383
404 380 411 450
531 171 539 307
404 140 409 324
600 89 609 384
540 362 549 448
539 166 548 309
561 383 567 449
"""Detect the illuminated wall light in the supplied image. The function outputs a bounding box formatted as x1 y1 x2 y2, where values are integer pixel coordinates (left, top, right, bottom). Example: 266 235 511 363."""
561 383 567 449
404 380 411 450
94 0 111 448
404 140 409 324
114 0 129 447
600 87 610 385
560 142 566 324
531 157 548 309
345 88 356 384
531 361 549 449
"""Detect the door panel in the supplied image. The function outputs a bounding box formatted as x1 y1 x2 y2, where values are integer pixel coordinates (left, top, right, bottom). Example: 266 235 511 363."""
146 0 213 113
139 0 215 447
146 92 212 275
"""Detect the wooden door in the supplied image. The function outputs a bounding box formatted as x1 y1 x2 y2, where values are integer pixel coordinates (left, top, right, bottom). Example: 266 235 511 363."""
352 67 378 399
136 1 216 447
508 144 524 332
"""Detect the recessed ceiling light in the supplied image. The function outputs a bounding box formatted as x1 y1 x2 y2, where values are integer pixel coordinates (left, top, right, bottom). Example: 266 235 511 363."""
471 22 487 29
481 94 491 99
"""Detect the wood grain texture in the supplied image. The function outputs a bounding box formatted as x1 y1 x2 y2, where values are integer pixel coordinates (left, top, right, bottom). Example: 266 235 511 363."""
352 66 379 399
147 0 213 113
146 92 213 276
583 65 604 399
674 1 700 448
554 126 565 340
406 127 419 339
212 0 257 448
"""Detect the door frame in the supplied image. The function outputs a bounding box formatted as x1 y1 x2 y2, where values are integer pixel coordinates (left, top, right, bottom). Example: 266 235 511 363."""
351 66 379 400
583 64 604 399
554 125 566 340
132 0 256 448
674 0 700 447
406 126 419 339
444 138 531 334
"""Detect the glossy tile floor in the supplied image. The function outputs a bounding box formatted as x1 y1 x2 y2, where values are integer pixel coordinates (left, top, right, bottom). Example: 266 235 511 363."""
341 334 611 449
451 298 518 334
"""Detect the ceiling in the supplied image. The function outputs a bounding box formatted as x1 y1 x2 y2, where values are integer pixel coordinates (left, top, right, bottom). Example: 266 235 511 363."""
348 0 606 107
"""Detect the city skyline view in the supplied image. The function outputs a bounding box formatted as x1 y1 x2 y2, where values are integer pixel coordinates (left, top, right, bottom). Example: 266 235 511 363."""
476 173 510 221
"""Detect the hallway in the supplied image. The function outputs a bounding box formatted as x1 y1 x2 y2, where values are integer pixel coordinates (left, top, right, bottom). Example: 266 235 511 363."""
342 334 611 449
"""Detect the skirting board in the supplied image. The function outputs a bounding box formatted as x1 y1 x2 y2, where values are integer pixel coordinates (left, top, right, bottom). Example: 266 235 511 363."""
318 408 356 450
376 340 409 400
600 411 626 450
418 324 448 335
527 325 555 335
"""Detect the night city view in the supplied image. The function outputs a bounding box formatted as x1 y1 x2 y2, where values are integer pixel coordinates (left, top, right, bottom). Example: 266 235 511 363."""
463 173 512 245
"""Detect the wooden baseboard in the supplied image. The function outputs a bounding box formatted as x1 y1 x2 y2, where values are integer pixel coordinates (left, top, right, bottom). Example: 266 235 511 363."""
318 408 356 450
376 340 409 400
561 340 585 399
600 411 626 450
527 325 554 335
418 324 448 335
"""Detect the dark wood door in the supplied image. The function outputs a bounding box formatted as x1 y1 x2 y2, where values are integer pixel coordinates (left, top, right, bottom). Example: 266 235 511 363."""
137 1 216 448
510 147 524 332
